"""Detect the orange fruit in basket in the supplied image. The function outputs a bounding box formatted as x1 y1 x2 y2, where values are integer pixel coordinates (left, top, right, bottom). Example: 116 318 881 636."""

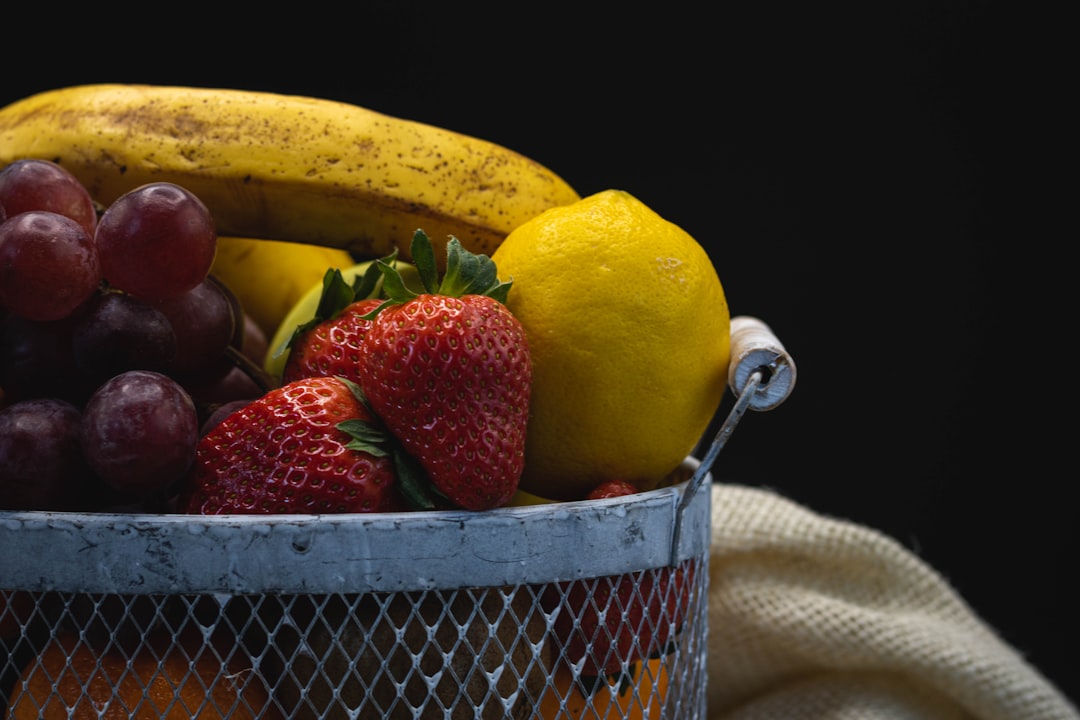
533 656 671 719
5 627 281 719
491 189 730 500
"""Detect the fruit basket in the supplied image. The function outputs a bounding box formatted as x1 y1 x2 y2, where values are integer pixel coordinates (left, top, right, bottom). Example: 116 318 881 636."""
0 317 794 720
0 316 793 719
0 83 798 719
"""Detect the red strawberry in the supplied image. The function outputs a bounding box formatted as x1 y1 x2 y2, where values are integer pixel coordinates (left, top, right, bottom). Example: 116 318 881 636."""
279 261 392 385
281 297 381 384
541 479 694 678
356 230 532 511
182 375 403 514
585 479 641 500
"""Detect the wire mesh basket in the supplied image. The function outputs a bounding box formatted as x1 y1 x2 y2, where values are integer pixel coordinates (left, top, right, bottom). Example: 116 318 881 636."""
1 316 795 719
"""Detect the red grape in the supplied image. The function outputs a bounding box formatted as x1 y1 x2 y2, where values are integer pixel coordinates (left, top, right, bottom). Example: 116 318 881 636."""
95 182 217 302
199 398 253 436
0 210 101 321
72 291 178 383
0 159 98 238
0 398 94 511
81 370 199 496
154 276 238 382
0 312 91 405
240 311 269 365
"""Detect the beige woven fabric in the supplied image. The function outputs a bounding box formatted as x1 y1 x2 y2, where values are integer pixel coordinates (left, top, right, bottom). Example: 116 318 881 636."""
707 484 1078 720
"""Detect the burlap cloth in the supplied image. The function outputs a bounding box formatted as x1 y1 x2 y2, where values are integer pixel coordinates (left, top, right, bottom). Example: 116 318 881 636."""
707 483 1078 720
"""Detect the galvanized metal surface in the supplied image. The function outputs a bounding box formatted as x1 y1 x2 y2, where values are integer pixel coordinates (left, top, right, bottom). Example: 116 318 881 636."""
0 462 708 596
2 465 712 719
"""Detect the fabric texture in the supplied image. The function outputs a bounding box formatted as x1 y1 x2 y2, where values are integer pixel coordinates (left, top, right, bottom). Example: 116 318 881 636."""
707 483 1078 720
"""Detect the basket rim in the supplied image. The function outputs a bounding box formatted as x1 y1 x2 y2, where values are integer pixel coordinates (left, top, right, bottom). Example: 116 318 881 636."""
0 458 711 594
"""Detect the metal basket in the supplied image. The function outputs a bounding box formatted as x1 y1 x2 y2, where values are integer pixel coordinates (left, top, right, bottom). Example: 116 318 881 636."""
1 316 795 719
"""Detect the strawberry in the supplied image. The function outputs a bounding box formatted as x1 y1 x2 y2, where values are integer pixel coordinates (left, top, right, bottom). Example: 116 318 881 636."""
182 375 403 514
280 260 391 385
541 479 694 678
281 297 381 385
355 230 531 511
585 479 641 500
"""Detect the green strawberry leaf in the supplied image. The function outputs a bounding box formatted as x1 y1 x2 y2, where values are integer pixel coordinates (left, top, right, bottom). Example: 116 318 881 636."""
485 276 513 304
358 229 515 322
280 250 404 353
315 267 357 320
351 250 397 300
280 267 354 351
411 228 439 293
336 419 390 457
376 256 420 303
441 237 514 300
393 448 444 510
337 375 450 511
335 378 390 456
339 376 371 407
440 235 467 293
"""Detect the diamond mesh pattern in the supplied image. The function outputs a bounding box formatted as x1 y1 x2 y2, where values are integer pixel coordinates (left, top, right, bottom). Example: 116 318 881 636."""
2 557 706 718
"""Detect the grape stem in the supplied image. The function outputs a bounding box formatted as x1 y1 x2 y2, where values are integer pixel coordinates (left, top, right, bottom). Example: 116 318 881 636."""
223 345 276 395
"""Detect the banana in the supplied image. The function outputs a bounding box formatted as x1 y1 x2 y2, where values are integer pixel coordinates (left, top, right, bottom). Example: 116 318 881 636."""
0 84 581 262
210 236 356 339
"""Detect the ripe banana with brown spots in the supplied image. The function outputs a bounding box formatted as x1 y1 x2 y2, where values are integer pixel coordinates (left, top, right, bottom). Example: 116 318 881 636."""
0 84 581 262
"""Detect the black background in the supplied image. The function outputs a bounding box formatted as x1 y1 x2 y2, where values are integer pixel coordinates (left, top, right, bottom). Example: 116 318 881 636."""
5 1 1073 705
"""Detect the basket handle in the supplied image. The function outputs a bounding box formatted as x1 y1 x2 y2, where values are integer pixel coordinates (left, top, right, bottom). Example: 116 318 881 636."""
669 316 796 565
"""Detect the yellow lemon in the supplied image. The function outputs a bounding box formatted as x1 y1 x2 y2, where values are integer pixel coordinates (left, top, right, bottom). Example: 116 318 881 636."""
491 189 730 500
211 236 355 338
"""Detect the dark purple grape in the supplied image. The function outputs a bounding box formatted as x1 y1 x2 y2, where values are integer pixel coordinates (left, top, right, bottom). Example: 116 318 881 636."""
199 398 253 436
0 311 91 405
154 276 237 382
94 182 216 302
186 365 267 408
72 291 177 383
81 370 198 496
0 210 101 321
240 310 269 365
0 159 98 238
0 398 94 511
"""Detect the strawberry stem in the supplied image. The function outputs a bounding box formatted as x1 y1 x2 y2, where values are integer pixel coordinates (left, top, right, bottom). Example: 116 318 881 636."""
368 229 513 314
282 252 399 352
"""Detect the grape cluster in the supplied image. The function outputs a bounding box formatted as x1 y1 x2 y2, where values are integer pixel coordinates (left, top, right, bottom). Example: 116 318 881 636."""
0 159 271 512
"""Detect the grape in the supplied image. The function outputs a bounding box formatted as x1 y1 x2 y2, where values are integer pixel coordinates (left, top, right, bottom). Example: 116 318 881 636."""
240 311 269 365
186 365 268 408
0 312 91 405
95 182 217 302
154 276 238 382
81 370 199 496
199 398 253 436
0 159 98 238
0 210 102 321
0 398 94 511
72 291 177 384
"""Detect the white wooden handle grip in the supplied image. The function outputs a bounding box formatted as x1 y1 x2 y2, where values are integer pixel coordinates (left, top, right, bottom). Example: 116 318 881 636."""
728 316 796 411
